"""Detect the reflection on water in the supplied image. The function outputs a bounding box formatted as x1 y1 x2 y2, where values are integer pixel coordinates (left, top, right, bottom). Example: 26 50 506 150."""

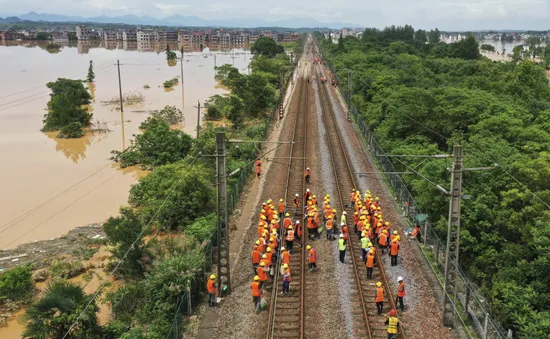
45 131 92 163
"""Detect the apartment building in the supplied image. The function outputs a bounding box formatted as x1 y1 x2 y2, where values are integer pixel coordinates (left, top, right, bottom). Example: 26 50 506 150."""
52 32 69 44
122 30 137 41
76 26 90 40
104 30 118 41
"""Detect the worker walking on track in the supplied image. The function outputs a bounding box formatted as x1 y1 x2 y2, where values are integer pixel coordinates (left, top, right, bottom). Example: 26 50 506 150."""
307 245 317 272
251 276 262 314
366 248 376 279
390 238 400 266
338 233 346 263
207 274 217 307
285 225 295 252
282 263 291 295
305 167 311 184
375 281 385 315
252 247 261 274
293 193 300 215
255 159 262 178
278 198 285 220
385 309 400 339
257 262 269 288
396 276 406 312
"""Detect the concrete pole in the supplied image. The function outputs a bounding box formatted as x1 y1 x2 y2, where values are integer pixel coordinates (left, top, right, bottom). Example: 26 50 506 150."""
216 132 231 293
442 145 463 327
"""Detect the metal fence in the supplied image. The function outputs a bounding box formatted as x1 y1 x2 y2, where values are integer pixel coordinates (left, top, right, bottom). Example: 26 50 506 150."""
326 66 511 339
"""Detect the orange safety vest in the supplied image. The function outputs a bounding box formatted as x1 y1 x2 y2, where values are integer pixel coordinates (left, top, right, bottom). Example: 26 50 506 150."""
343 226 349 240
207 279 216 293
265 252 273 266
391 241 399 255
252 250 261 264
411 227 420 237
326 219 333 230
350 192 356 203
307 217 314 229
309 248 317 263
278 202 285 213
256 165 261 174
390 234 398 242
358 220 364 232
379 233 388 247
376 287 384 302
257 267 269 281
398 282 406 297
286 230 295 241
284 217 292 229
296 223 302 237
258 226 265 238
282 251 290 265
251 281 262 296
366 253 375 268
283 268 291 282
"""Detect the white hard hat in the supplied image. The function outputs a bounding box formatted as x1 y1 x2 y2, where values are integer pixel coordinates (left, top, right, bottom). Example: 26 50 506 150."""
295 193 299 197
342 211 347 215
340 233 344 238
296 220 300 224
398 276 403 282
341 222 345 226
307 189 310 192
307 167 310 170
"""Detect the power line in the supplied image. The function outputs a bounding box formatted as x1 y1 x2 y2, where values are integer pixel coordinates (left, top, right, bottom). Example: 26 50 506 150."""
1 170 121 249
0 162 113 235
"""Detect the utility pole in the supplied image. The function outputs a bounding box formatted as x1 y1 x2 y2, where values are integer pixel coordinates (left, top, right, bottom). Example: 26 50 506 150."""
442 145 463 327
215 132 231 294
279 68 284 119
195 100 201 139
180 48 185 110
116 59 124 114
347 71 352 122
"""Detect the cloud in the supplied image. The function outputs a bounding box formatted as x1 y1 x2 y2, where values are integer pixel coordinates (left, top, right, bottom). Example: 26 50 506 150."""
153 3 191 15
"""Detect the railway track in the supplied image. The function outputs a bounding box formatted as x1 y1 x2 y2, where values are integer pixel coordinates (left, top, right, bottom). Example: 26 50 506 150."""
317 71 406 339
265 73 309 339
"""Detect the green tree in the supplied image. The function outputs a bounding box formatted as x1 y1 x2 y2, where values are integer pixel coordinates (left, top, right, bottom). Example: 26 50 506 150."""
250 36 284 57
544 44 550 68
226 94 245 129
58 122 84 138
103 207 149 278
414 29 427 44
87 60 94 83
480 44 495 52
512 45 525 62
337 32 345 51
129 162 215 231
150 105 184 125
165 44 177 60
428 28 440 43
36 31 51 40
0 265 34 301
42 79 93 132
23 281 101 339
451 34 480 60
111 120 193 168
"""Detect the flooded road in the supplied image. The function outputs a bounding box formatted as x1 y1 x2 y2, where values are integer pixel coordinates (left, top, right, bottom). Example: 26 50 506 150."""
0 41 251 249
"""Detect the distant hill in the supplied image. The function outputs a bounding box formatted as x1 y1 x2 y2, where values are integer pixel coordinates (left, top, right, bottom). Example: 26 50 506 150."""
9 11 357 29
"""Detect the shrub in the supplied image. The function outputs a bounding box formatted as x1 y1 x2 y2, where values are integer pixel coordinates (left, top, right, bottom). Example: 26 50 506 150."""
57 122 85 138
150 105 184 125
0 266 34 301
185 214 217 243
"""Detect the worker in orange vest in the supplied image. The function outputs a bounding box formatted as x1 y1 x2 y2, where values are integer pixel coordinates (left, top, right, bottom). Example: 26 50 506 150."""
252 247 261 274
375 281 385 315
390 230 399 242
350 189 357 208
326 216 334 240
282 263 291 295
396 276 406 312
378 230 388 254
207 274 217 307
411 224 422 242
255 164 261 178
365 248 376 279
295 220 302 242
281 247 290 265
390 238 400 266
285 225 295 252
304 167 311 184
293 193 300 215
278 198 285 219
251 275 262 313
257 262 269 288
307 245 317 272
283 213 292 229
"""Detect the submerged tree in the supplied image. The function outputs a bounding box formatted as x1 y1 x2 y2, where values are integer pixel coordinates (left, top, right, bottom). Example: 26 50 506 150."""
87 60 95 83
165 44 177 61
42 78 92 133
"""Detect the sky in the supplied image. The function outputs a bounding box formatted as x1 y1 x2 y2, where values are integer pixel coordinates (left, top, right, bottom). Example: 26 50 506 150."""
1 0 549 30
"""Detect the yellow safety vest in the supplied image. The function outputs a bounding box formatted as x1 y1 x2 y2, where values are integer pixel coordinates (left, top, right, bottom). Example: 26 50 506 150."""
340 215 346 224
339 239 346 251
361 237 369 249
387 317 398 334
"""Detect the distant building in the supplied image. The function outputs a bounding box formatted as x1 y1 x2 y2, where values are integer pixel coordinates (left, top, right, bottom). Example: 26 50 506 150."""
341 28 354 38
52 32 69 44
249 34 260 44
0 31 26 40
284 33 300 42
137 30 158 42
104 30 118 41
122 30 137 42
76 26 90 40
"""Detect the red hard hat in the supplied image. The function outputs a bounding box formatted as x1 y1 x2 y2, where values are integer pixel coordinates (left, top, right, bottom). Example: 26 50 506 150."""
389 309 397 316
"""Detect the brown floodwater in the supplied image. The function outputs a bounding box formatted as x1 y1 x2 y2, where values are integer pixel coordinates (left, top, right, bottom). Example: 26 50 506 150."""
0 41 251 249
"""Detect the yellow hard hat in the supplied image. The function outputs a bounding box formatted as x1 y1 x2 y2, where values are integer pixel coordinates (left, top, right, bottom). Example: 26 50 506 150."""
385 222 390 226
286 213 290 217
267 199 272 203
262 254 267 258
280 198 284 202
266 247 272 252
396 236 401 241
210 274 216 279
376 282 382 287
354 211 359 215
281 247 286 251
369 248 375 253
366 226 370 230
255 240 260 245
332 209 336 212
261 216 266 220
375 197 379 201
393 237 400 242
360 216 366 220
254 276 260 281
383 230 388 234
368 242 373 247
288 225 293 229
312 195 316 198
260 262 265 266
261 209 266 213
361 232 367 237
306 245 311 250
394 231 398 235
283 263 288 268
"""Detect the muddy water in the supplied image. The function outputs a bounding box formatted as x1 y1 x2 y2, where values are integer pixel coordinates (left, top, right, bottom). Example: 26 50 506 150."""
0 42 251 249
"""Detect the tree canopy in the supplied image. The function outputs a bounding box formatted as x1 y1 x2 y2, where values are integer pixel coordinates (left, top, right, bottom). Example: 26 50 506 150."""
250 36 284 57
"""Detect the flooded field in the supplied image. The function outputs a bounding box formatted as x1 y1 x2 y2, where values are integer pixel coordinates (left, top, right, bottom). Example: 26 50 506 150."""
0 41 251 249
